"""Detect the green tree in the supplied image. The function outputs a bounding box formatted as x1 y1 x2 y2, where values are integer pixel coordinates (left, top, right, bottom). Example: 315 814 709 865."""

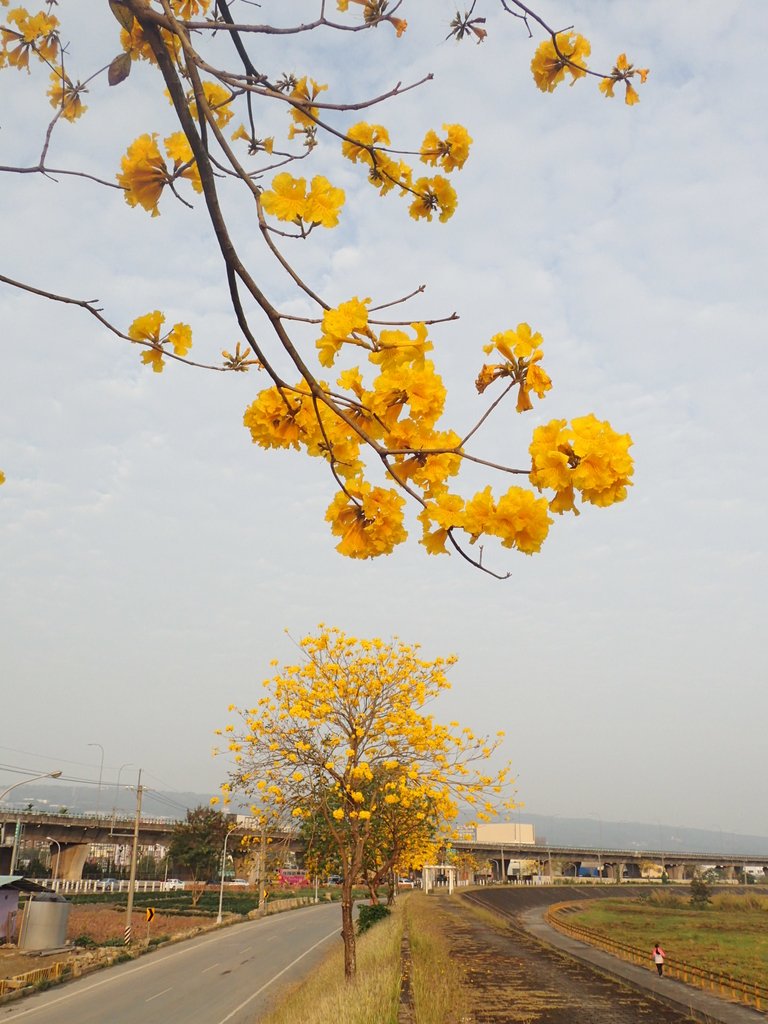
168 806 229 904
689 872 711 907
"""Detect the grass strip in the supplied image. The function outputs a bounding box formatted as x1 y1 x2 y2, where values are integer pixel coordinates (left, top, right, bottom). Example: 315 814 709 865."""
258 906 403 1024
408 894 468 1024
563 891 768 988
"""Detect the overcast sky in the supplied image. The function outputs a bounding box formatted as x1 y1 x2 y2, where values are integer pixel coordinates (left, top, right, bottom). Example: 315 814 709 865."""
1 1 766 839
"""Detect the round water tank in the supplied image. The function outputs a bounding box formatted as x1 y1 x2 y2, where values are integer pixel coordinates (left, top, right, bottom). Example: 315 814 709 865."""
18 895 71 951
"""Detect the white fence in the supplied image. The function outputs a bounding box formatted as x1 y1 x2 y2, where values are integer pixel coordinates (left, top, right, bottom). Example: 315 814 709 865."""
38 878 172 895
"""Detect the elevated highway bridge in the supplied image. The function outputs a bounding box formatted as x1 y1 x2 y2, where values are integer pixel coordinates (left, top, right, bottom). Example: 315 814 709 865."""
2 810 767 882
0 810 297 879
451 839 768 882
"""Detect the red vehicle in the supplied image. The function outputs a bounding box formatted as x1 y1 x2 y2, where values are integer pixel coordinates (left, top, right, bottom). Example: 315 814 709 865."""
277 869 311 888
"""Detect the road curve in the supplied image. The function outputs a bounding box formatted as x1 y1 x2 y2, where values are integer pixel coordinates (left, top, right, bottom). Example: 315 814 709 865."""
2 902 342 1024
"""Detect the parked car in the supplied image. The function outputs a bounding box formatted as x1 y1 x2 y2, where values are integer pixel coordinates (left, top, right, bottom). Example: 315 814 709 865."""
98 878 120 891
227 878 249 887
163 878 185 891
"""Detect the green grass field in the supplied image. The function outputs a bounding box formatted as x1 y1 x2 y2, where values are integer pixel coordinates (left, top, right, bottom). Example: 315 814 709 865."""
564 891 768 988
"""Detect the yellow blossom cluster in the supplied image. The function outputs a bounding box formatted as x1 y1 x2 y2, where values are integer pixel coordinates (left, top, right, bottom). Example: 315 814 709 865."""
168 0 213 18
287 76 327 144
529 415 634 514
243 295 632 560
116 132 202 216
335 0 407 36
531 32 591 92
183 80 234 129
419 485 552 556
599 53 649 105
419 124 473 172
0 6 58 70
127 310 193 373
341 120 468 223
476 322 552 413
219 628 513 885
260 173 345 229
47 71 87 122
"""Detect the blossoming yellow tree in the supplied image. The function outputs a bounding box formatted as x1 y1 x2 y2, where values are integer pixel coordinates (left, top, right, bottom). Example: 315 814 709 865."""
0 1 646 575
217 626 513 978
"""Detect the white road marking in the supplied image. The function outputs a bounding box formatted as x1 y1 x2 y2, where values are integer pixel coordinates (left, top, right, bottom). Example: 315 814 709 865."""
202 963 220 973
3 907 329 1020
238 946 251 954
145 987 173 1002
214 927 337 1024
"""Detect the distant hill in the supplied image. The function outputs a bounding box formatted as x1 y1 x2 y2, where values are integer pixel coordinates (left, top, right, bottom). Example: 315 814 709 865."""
9 784 768 857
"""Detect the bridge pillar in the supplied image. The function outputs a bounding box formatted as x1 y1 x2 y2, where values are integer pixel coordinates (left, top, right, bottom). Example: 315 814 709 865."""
723 864 735 881
668 864 685 881
58 843 90 881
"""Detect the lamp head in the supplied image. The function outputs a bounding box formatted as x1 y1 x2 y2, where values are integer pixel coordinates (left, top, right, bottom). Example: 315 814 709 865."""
49 771 63 779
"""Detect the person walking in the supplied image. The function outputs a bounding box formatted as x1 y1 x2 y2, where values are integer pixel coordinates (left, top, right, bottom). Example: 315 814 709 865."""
652 942 666 977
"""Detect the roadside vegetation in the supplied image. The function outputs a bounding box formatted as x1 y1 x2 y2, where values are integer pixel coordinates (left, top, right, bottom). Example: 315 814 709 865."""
258 894 467 1024
409 895 469 1024
258 903 403 1024
563 891 768 987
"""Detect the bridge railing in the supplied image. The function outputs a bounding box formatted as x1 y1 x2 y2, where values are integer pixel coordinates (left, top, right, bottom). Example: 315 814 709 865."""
546 902 768 1012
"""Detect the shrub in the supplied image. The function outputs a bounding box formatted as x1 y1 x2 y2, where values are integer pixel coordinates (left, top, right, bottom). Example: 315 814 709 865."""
357 903 391 934
689 874 711 907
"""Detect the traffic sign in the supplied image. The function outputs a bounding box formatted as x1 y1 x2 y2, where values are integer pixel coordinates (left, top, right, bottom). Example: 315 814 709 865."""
146 907 155 923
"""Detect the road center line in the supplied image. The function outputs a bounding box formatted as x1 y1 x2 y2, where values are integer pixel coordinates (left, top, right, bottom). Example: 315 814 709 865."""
202 963 220 973
214 927 338 1024
145 987 173 1002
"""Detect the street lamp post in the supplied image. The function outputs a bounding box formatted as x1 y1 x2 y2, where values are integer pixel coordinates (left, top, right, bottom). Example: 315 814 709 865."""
46 836 61 885
111 762 134 835
217 826 239 925
1 771 63 875
88 743 105 819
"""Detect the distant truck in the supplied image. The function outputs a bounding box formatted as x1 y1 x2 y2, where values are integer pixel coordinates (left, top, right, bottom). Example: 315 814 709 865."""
277 870 310 888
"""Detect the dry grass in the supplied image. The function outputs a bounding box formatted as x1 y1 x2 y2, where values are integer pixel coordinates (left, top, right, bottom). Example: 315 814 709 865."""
257 905 403 1024
68 905 212 944
408 894 469 1024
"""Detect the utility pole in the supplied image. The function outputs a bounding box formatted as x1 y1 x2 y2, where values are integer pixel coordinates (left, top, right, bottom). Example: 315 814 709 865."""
124 769 143 946
258 826 267 912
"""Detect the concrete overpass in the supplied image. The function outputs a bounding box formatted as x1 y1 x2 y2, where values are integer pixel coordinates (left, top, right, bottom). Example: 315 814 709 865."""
3 810 768 882
451 839 768 882
0 810 291 880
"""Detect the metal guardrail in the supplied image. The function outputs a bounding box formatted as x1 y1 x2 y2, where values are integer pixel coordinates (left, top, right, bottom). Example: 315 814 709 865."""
546 902 768 1012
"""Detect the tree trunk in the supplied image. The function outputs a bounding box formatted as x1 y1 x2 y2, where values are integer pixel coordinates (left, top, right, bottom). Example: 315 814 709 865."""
340 887 356 979
366 878 379 905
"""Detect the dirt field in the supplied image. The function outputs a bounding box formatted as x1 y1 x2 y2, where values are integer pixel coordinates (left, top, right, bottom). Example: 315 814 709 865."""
1 904 214 982
438 888 697 1024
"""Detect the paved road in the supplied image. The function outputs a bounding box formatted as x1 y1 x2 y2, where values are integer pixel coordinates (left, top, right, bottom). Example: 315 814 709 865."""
2 903 341 1024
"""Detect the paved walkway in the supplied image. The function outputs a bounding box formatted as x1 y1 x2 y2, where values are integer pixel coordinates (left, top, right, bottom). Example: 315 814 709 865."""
520 906 766 1024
